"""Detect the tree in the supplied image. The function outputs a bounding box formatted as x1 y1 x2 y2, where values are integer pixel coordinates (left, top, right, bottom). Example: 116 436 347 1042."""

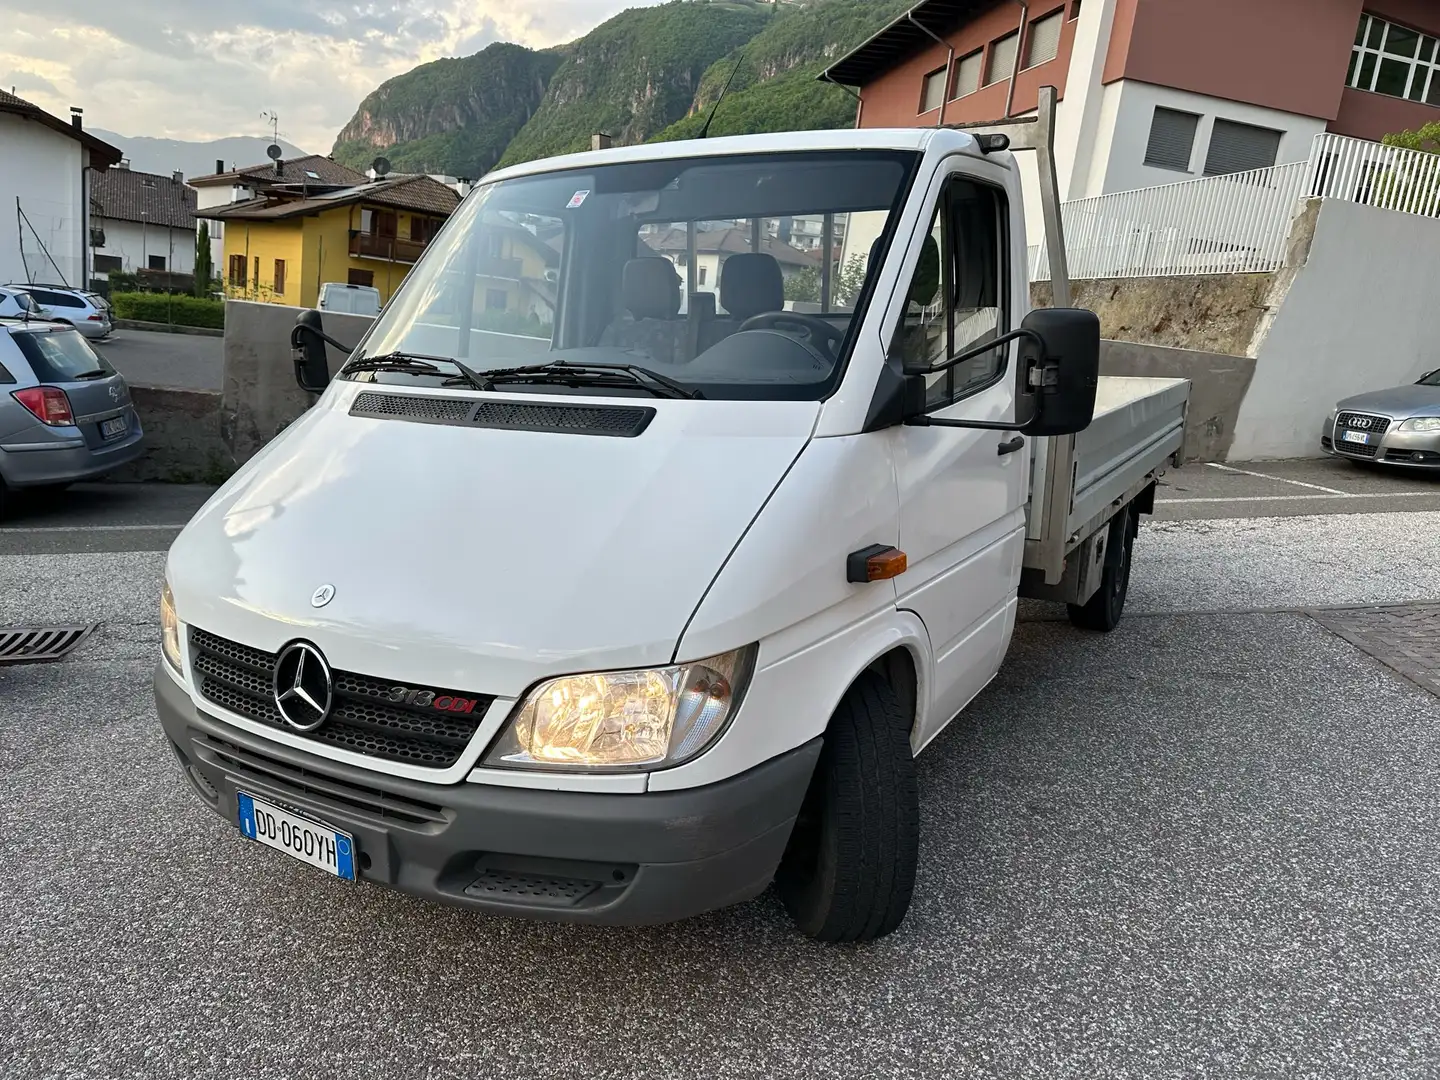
193 223 214 297
783 266 820 303
780 255 871 307
1375 122 1440 216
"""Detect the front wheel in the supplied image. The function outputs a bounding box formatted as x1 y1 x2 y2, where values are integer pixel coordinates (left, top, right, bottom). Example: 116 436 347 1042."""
775 671 919 943
1067 506 1136 632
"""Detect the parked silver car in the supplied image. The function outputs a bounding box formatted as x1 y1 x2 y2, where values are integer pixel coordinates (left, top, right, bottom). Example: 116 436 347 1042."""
1322 367 1440 468
3 284 113 339
0 317 143 515
0 287 51 320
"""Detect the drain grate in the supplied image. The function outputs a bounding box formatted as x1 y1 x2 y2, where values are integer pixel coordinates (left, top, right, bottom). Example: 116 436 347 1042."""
0 623 100 665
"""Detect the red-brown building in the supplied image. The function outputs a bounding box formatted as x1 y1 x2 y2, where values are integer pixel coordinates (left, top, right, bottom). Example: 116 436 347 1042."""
824 0 1440 210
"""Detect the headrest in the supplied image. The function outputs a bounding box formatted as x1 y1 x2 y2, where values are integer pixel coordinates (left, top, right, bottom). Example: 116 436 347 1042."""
689 291 716 319
720 253 784 321
622 258 681 320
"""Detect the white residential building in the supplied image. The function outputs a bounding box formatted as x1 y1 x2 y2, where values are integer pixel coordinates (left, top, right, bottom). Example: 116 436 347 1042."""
91 165 199 279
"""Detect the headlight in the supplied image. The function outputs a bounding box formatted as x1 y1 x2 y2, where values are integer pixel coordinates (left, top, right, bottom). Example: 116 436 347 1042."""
160 582 182 672
1398 416 1440 432
484 646 756 772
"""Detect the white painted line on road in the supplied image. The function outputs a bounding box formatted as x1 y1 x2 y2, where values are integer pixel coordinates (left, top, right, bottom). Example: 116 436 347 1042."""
1158 493 1434 505
1205 462 1348 495
0 524 184 534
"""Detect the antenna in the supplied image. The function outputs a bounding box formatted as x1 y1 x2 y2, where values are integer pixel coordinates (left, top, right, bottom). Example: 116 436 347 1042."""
698 50 747 140
260 110 282 145
371 157 391 179
266 143 283 161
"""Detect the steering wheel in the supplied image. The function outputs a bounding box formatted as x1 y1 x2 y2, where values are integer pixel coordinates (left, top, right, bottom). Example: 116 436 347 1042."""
739 312 845 360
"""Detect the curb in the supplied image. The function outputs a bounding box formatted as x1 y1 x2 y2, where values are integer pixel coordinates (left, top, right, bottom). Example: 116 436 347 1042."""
114 319 224 338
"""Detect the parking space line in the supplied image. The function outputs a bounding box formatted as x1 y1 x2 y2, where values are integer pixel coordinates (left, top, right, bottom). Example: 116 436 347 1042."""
1205 462 1348 495
0 524 184 533
1158 493 1433 505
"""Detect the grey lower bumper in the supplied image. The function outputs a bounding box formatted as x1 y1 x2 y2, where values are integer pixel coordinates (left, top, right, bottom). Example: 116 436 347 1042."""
0 431 144 486
156 667 821 926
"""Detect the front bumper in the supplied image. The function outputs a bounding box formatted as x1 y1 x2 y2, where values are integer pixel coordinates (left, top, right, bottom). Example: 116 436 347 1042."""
156 667 821 926
1321 414 1440 468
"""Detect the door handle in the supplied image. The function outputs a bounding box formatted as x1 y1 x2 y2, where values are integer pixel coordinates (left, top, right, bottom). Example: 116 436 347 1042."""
997 435 1026 456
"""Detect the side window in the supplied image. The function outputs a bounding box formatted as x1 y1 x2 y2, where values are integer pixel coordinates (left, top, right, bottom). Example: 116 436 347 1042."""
892 177 1006 409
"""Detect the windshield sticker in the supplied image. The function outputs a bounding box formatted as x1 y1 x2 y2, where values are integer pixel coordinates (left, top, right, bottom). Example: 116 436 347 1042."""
567 190 591 209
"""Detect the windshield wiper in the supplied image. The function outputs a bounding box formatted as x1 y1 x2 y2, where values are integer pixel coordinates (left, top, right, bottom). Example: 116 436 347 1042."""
470 362 702 400
342 351 486 391
71 369 110 380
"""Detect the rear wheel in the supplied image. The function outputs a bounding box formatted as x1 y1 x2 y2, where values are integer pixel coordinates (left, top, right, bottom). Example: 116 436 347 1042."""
775 671 919 943
1067 506 1136 632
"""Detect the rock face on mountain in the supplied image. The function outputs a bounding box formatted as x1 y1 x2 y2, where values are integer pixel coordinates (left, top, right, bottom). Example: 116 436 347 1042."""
330 0 913 178
332 43 561 178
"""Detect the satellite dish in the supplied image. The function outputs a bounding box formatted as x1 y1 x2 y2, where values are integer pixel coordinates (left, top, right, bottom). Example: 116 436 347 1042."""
266 143 283 161
372 157 391 177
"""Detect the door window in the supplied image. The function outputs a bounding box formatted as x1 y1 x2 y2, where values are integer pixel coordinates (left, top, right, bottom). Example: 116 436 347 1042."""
892 178 1006 409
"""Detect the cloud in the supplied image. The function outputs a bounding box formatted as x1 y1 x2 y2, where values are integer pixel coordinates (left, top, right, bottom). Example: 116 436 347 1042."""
0 0 659 152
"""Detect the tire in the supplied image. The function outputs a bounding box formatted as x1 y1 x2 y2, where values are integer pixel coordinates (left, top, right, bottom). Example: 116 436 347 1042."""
0 476 8 521
1067 506 1136 632
775 670 919 943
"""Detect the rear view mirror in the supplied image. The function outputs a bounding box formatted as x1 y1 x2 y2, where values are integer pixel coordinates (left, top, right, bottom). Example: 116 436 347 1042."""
290 309 334 394
1017 307 1099 438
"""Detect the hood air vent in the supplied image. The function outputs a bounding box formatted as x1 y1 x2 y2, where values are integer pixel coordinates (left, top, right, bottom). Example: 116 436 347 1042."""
350 392 655 437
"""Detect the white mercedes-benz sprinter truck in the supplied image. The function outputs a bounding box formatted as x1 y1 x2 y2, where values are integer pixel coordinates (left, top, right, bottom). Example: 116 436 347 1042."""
157 93 1188 942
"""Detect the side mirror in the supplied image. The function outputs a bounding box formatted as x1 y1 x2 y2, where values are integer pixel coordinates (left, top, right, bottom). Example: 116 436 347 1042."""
1016 307 1099 438
290 309 333 394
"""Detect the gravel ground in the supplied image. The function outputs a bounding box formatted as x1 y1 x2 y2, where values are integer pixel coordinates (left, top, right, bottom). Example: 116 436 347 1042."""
2 512 1440 1078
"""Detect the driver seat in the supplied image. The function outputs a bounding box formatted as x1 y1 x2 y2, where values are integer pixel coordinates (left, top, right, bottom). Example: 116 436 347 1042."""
700 252 784 352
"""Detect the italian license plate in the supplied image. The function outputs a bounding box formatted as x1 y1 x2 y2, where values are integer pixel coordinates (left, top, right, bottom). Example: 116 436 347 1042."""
100 415 127 439
1341 429 1370 445
237 792 357 881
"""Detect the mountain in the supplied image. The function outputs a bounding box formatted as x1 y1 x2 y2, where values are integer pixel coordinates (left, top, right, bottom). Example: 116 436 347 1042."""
328 0 911 179
495 1 775 167
90 131 310 180
331 42 563 180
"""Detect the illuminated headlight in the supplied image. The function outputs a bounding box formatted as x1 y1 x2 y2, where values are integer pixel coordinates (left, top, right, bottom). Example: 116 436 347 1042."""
1398 416 1440 432
160 582 182 672
484 646 756 772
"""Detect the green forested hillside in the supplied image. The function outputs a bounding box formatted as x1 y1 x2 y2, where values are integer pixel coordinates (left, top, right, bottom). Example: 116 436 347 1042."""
330 0 911 177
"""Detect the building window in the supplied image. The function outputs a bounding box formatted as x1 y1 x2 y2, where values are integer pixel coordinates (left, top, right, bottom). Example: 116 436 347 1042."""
228 254 247 287
984 31 1019 86
93 254 123 274
698 266 708 285
348 269 374 287
486 288 507 311
274 259 286 296
361 209 375 234
1348 13 1440 106
1204 119 1283 176
951 50 983 99
148 255 167 271
1144 107 1200 171
920 67 947 113
1023 9 1064 69
1069 0 1081 20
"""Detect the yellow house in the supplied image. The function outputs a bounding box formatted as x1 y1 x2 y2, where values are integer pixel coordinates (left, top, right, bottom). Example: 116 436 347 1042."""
199 175 462 309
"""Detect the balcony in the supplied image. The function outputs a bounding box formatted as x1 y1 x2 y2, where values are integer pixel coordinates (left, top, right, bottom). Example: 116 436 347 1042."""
349 232 428 264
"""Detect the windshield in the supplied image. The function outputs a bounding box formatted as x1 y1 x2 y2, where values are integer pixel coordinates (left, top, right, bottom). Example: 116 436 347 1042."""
14 328 115 381
353 149 918 400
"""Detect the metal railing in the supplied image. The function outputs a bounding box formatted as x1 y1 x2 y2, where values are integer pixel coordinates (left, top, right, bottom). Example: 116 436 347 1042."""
1030 132 1440 283
1031 161 1309 281
1304 132 1440 218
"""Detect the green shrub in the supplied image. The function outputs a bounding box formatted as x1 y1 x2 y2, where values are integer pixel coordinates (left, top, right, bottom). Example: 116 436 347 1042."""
109 292 225 330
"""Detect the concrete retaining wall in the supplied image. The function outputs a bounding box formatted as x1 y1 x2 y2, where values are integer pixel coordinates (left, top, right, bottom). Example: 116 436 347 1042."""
108 386 231 483
1100 340 1255 462
1232 198 1440 459
220 300 375 463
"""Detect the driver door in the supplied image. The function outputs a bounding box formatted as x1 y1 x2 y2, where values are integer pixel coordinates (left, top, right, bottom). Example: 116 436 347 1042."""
888 163 1029 749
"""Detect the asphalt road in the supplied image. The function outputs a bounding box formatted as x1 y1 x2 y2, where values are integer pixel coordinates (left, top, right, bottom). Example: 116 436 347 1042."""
94 327 223 391
2 506 1439 1078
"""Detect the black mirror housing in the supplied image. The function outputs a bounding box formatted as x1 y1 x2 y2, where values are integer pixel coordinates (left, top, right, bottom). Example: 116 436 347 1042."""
291 309 333 394
1016 307 1099 438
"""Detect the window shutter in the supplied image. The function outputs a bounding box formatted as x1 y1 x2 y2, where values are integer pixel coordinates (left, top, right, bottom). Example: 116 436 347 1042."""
952 51 983 98
1204 119 1282 176
921 68 946 113
1024 10 1063 68
985 32 1018 85
1143 108 1199 171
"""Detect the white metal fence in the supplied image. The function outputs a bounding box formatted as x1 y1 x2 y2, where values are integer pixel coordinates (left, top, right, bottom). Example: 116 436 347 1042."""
1030 132 1440 283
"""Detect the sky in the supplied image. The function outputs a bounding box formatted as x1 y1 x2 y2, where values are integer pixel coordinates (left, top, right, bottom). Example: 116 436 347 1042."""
0 0 659 153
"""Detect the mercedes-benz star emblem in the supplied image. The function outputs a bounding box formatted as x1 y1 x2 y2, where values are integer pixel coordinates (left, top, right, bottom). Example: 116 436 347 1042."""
311 584 336 608
272 642 334 732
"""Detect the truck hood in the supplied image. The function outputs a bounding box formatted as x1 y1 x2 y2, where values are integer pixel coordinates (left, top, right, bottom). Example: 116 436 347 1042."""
168 386 818 698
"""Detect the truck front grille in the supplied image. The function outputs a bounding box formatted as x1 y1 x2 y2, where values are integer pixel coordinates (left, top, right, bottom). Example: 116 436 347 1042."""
188 628 494 770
